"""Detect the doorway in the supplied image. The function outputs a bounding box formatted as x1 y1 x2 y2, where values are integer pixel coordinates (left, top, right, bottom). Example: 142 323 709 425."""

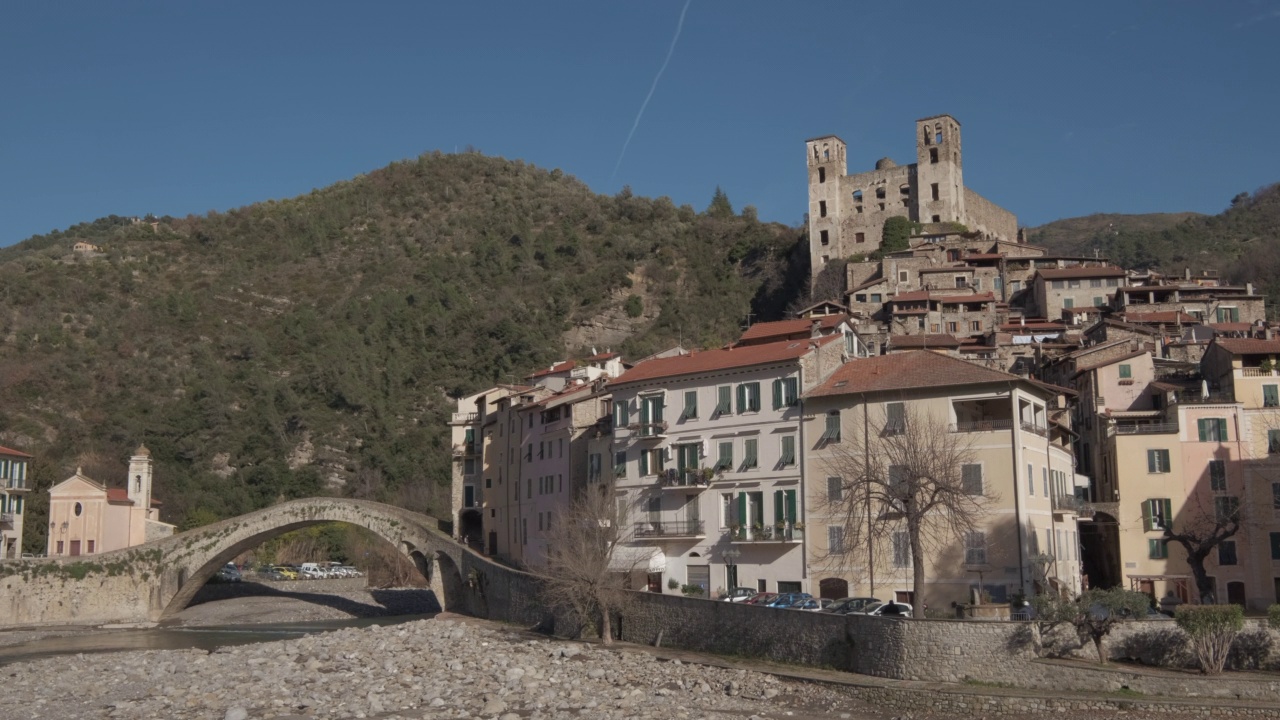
70 540 81 556
1227 581 1246 606
819 578 849 599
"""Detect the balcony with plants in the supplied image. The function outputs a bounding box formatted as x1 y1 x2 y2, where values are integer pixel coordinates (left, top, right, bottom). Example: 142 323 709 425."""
728 522 804 543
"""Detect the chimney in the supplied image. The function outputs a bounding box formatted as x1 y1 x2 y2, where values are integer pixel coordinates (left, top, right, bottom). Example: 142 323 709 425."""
811 320 822 339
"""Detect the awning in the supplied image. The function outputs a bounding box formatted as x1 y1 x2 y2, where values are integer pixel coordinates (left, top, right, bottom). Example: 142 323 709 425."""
609 545 666 573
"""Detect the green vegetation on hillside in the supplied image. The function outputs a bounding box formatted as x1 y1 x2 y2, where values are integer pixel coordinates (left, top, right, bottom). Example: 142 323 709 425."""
0 152 807 552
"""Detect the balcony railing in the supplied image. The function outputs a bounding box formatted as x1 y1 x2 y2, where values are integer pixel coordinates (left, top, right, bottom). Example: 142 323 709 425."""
1052 494 1094 518
950 419 1014 433
1019 421 1049 437
634 422 668 439
450 411 479 425
634 520 705 538
1240 367 1277 378
0 512 13 527
451 442 479 457
3 480 28 491
1110 422 1179 436
1174 392 1235 405
729 523 805 543
659 469 713 489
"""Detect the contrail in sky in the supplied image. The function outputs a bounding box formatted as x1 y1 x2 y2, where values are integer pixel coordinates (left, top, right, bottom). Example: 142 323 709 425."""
611 0 693 181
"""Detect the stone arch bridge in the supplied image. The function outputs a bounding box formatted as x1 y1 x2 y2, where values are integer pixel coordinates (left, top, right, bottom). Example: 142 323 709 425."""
0 499 544 627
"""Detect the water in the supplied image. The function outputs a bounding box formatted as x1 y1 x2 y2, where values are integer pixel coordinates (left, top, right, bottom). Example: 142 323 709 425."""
0 614 434 666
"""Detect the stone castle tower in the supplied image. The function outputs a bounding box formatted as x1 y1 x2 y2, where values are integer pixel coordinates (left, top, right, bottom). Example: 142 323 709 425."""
806 114 1017 276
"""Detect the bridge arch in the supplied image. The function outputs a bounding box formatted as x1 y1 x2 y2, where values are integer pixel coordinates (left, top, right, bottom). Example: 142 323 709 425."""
151 499 463 620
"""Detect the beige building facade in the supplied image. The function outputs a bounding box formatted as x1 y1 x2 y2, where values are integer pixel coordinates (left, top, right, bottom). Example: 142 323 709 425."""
46 446 174 557
1 446 32 559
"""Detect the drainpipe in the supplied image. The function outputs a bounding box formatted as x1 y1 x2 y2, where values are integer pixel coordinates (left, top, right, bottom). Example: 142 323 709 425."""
1009 383 1027 593
863 396 874 597
1046 410 1059 583
798 364 807 588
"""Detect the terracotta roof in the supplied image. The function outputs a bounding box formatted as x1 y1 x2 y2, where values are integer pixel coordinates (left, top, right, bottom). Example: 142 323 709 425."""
1212 338 1280 355
1121 311 1198 325
0 445 32 458
526 360 575 380
962 253 1004 260
739 314 847 343
1037 266 1127 280
1085 318 1158 336
1207 323 1255 333
583 351 618 362
848 276 888 294
887 334 962 349
611 336 839 386
106 488 134 505
807 351 1025 398
1072 349 1150 377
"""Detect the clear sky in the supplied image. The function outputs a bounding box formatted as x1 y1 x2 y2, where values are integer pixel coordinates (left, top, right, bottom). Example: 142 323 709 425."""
3 1 1279 246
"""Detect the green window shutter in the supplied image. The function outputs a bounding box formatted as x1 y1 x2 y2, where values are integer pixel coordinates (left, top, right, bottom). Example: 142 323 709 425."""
774 490 784 524
1265 385 1278 407
683 390 697 419
717 386 731 415
1162 499 1172 527
772 379 783 410
640 399 651 427
718 441 733 470
1063 297 1073 309
749 382 761 411
1270 430 1280 453
464 427 474 444
1197 419 1208 442
744 439 758 468
1119 364 1131 379
737 493 747 527
640 451 649 476
736 384 747 414
1148 539 1165 559
785 489 797 524
781 435 795 465
1142 500 1153 532
653 396 664 424
825 412 841 441
785 377 798 406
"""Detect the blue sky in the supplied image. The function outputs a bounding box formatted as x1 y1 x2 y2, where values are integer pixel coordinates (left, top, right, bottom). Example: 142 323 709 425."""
3 1 1279 246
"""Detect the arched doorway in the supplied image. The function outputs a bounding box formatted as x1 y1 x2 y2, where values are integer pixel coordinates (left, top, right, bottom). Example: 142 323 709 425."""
818 577 849 599
1079 512 1121 589
458 510 483 550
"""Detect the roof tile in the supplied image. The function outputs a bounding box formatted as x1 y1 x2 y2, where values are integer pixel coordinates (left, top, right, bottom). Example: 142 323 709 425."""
611 336 838 385
806 350 1023 397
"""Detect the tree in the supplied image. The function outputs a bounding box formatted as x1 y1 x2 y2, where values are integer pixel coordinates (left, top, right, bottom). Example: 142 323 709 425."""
879 216 920 255
540 481 638 644
707 186 734 219
1030 587 1151 664
821 406 986 618
1161 494 1244 603
1175 604 1243 675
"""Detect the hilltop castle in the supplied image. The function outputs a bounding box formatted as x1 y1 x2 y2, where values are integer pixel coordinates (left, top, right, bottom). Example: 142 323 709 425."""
806 114 1018 269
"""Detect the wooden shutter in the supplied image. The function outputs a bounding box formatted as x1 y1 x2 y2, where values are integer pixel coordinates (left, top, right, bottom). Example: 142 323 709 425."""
736 384 747 414
639 450 649 476
772 379 783 410
785 489 797 524
774 490 784 524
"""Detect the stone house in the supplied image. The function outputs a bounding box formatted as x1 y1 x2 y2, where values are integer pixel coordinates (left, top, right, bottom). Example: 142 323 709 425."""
1031 266 1128 320
1114 281 1265 326
0 445 32 559
45 445 174 557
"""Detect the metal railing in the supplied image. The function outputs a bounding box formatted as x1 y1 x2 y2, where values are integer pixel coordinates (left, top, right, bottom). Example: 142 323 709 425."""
729 524 805 543
1111 422 1179 436
0 512 13 526
634 520 705 538
659 469 712 489
634 422 668 439
1052 494 1094 517
1019 421 1049 437
451 442 479 457
950 419 1014 433
1174 392 1235 405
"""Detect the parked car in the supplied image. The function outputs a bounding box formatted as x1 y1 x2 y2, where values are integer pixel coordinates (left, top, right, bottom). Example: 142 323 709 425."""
765 592 813 609
793 598 833 612
825 596 882 614
271 566 299 580
743 592 777 606
863 601 913 617
215 563 242 583
261 569 288 581
722 587 758 602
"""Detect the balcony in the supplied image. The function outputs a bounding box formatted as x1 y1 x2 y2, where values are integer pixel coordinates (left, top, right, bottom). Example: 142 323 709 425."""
729 523 804 543
3 480 29 492
658 468 712 491
1239 367 1277 378
950 418 1014 433
0 512 13 527
451 442 479 457
449 411 479 425
1174 391 1235 405
1052 494 1094 519
1019 420 1049 437
633 422 668 440
1110 422 1178 436
634 520 705 539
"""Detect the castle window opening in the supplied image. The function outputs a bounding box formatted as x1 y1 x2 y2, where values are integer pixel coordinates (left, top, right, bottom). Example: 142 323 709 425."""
879 203 886 211
820 230 829 246
821 255 829 265
819 200 827 217
856 206 863 214
923 128 932 145
899 184 910 196
932 215 941 223
855 232 866 243
930 148 939 164
818 167 826 183
824 148 830 160
813 146 819 160
899 270 909 283
853 190 863 202
875 187 886 199
935 124 942 144
931 183 940 201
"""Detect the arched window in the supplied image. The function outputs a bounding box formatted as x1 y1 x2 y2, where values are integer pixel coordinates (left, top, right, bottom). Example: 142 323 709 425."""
135 475 142 492
823 148 830 160
934 123 943 145
923 127 932 146
853 190 863 202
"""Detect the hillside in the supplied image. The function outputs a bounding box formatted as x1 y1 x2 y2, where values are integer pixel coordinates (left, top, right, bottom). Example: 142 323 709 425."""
1028 185 1280 304
0 152 809 551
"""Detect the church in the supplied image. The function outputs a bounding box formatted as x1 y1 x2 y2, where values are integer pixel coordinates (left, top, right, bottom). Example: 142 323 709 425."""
46 445 175 557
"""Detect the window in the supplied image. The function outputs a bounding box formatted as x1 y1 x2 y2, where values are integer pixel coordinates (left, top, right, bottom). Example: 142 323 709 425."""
87 540 95 554
899 270 909 283
828 526 845 554
818 167 825 183
772 377 799 409
853 190 863 202
821 412 841 443
970 320 980 332
1063 298 1074 309
1216 307 1240 323
780 435 796 466
736 382 761 413
1273 482 1280 513
887 465 908 511
876 187 886 199
955 275 967 288
1215 496 1240 523
1068 279 1081 289
855 232 866 243
885 402 905 435
892 532 911 568
819 200 827 218
715 441 733 471
1119 364 1132 379
964 531 986 565
74 502 82 517
827 476 843 501
962 464 983 495
613 399 630 428
1270 429 1280 454
639 394 665 436
1093 297 1104 307
1143 498 1172 531
1149 539 1168 559
715 386 732 416
821 255 829 265
1197 418 1228 442
931 214 940 222
1218 540 1238 566
614 450 627 478
1051 280 1065 290
1043 467 1049 497
870 293 882 303
588 454 602 483
855 294 867 303
741 438 758 471
1271 532 1280 560
56 541 64 555
930 183 939 201
1209 460 1227 491
1027 463 1034 496
1147 449 1171 473
1266 385 1279 408
820 230 829 246
947 321 958 333
929 147 938 164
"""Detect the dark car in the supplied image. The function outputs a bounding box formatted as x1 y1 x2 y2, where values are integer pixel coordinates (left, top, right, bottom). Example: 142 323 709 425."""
743 592 778 606
826 596 882 614
765 592 813 608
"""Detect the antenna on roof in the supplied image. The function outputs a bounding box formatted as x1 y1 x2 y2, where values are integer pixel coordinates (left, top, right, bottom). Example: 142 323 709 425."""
742 313 754 331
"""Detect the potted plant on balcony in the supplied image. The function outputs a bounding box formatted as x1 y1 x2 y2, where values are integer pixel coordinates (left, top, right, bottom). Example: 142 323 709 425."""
729 523 742 540
751 522 763 540
697 467 715 484
792 522 805 540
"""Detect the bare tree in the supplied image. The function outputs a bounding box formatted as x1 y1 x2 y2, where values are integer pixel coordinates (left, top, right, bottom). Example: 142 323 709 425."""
540 481 638 644
1161 493 1246 604
821 406 987 618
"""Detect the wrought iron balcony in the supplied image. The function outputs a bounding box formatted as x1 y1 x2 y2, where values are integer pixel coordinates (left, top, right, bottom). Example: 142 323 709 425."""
0 512 13 527
1110 422 1178 436
728 523 805 543
1052 494 1094 518
449 411 479 425
1019 421 1049 437
634 520 705 539
658 468 713 490
949 419 1014 433
633 422 668 439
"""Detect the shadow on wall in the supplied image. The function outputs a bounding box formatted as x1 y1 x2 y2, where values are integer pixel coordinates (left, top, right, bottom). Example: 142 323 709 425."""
186 581 441 617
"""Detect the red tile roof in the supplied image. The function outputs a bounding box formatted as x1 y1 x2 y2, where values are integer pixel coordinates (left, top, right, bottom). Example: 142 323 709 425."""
1072 349 1150 377
887 334 962 349
1213 338 1280 355
1207 323 1255 332
889 290 995 304
583 351 618 362
611 336 839 386
0 445 31 458
1121 311 1198 325
1037 266 1127 280
106 488 134 505
526 360 575 379
807 351 1024 397
738 314 847 344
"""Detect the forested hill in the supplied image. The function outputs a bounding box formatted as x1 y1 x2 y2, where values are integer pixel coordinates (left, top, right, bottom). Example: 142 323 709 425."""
1027 184 1280 306
0 152 807 550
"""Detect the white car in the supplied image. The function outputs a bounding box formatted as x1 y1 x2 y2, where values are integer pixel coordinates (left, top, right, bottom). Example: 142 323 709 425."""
863 601 913 617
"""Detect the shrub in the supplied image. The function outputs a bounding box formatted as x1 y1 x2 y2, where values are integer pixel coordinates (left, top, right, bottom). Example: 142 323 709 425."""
680 584 705 596
1175 604 1244 674
667 577 679 591
1268 604 1280 630
624 295 643 318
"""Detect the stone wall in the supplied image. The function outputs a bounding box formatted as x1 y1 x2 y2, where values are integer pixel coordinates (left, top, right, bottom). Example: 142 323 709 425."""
963 188 1018 243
